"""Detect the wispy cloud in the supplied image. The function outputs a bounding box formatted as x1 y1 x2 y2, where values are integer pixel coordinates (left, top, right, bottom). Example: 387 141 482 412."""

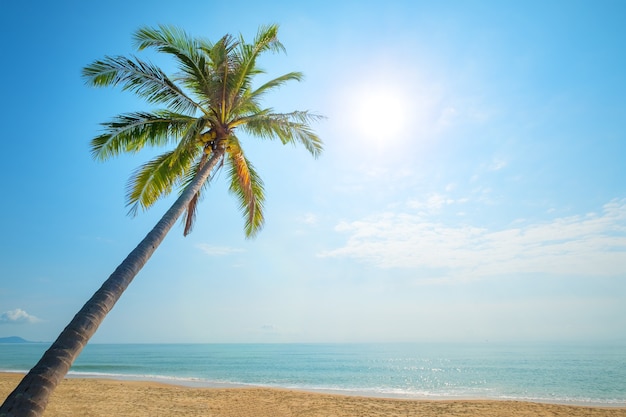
196 244 244 256
301 213 319 225
0 309 42 324
320 199 626 278
488 157 507 171
407 193 459 212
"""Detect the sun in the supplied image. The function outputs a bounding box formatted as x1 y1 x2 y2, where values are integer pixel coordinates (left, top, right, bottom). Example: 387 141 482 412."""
348 83 410 142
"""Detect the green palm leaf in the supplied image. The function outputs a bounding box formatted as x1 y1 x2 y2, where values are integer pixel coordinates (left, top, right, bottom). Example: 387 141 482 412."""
133 25 213 101
91 111 196 160
126 147 195 215
82 55 200 114
228 25 286 110
231 72 304 116
242 111 324 157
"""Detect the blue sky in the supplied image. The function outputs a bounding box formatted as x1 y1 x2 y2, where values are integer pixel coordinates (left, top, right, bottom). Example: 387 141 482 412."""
1 0 625 344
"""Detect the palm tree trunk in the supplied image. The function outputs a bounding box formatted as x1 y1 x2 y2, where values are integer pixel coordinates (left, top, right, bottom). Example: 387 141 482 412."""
0 150 225 417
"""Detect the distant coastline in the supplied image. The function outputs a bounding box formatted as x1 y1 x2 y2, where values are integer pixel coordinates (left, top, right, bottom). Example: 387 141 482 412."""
0 336 36 344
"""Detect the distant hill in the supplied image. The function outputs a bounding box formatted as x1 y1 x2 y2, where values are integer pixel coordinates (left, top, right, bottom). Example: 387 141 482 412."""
0 336 34 343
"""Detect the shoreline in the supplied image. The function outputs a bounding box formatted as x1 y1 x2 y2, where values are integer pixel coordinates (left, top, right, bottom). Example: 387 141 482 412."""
2 373 625 417
3 369 624 408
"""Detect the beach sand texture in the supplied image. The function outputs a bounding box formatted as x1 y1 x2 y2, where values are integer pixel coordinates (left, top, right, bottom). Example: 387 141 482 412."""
2 373 625 416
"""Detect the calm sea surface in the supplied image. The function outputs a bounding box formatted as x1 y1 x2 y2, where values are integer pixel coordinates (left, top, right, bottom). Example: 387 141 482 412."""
1 343 624 406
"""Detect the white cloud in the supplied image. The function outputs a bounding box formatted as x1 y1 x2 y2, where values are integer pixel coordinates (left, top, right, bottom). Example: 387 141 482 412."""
196 244 244 256
407 193 457 212
301 213 318 225
319 199 626 278
0 309 42 324
488 158 507 171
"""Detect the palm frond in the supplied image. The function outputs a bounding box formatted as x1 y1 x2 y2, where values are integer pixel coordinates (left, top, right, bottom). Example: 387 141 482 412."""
250 24 285 55
202 34 239 118
240 111 325 158
230 72 303 116
226 139 265 238
82 55 199 114
125 148 195 216
170 116 209 161
133 25 212 101
251 71 304 98
91 111 196 161
228 24 285 110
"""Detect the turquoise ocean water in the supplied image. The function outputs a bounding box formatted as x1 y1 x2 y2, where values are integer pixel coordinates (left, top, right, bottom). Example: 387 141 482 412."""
1 343 624 406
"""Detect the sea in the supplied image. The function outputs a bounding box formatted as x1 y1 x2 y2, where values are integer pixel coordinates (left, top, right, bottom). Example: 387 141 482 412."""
1 342 625 407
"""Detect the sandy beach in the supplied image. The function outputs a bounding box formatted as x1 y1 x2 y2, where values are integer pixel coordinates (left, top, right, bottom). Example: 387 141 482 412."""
2 373 625 416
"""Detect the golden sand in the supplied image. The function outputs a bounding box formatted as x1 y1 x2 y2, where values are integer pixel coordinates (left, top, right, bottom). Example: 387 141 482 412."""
2 373 625 416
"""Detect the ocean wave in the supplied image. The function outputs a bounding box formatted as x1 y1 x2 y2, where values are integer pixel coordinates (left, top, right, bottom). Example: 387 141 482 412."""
2 368 623 406
65 370 248 389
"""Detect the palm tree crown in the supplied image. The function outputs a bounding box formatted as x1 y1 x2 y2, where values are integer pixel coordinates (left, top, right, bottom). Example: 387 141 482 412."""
83 24 323 237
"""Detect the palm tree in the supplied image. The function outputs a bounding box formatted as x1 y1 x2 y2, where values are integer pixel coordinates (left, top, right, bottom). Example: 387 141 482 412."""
0 24 322 417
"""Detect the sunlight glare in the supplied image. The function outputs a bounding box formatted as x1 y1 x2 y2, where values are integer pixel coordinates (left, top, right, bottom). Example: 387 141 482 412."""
349 83 410 143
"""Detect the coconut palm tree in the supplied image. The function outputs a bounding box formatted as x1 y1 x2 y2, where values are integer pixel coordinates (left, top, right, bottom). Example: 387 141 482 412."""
0 24 322 417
